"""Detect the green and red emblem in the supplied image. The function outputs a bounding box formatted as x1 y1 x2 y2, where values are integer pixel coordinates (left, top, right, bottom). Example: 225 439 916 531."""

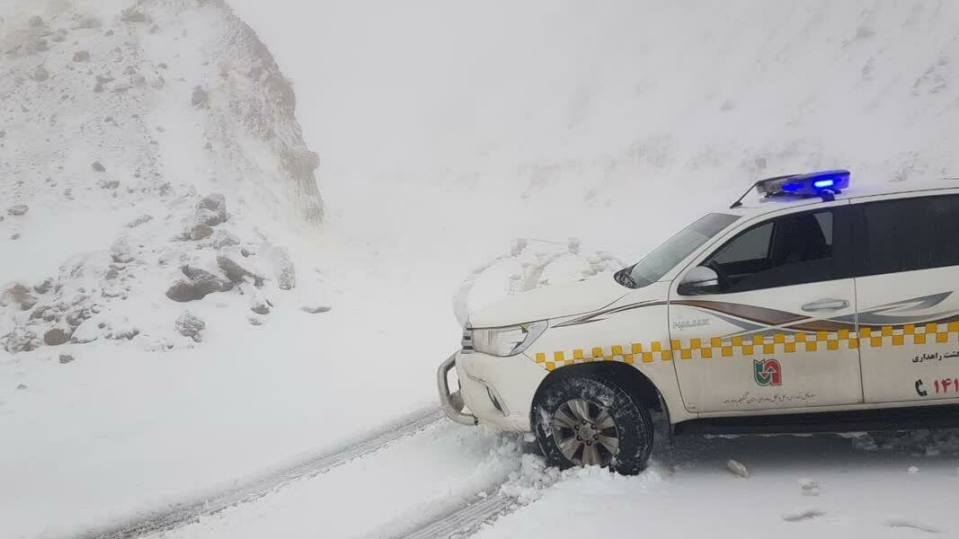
754 359 782 386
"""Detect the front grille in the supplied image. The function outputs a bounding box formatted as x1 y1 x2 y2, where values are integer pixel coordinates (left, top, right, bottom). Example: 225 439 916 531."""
461 327 473 353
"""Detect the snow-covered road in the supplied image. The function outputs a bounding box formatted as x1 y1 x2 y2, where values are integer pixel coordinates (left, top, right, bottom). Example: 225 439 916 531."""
93 414 959 539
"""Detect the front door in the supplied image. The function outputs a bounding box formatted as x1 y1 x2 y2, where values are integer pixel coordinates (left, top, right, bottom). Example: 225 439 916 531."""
853 192 959 404
669 202 863 413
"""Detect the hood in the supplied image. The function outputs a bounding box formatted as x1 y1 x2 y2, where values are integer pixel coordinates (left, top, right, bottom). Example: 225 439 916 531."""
468 275 629 328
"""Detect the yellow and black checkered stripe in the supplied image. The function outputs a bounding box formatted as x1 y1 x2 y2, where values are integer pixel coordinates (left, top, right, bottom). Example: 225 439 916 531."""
533 322 959 372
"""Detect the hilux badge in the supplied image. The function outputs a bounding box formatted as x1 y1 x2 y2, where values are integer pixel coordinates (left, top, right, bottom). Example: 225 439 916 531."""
754 359 782 387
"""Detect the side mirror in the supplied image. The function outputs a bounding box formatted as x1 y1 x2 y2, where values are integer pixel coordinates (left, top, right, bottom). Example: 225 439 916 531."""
678 266 719 295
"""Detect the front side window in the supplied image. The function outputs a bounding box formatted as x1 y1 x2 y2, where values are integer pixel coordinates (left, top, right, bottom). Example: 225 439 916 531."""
859 195 959 276
618 213 739 288
696 208 842 294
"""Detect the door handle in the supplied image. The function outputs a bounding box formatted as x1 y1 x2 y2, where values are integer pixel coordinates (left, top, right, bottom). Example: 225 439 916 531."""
801 298 850 312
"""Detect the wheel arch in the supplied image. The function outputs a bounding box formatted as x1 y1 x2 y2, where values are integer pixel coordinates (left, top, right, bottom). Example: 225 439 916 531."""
531 362 666 420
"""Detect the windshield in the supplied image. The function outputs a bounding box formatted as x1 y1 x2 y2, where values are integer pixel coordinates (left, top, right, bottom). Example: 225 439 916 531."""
616 213 739 288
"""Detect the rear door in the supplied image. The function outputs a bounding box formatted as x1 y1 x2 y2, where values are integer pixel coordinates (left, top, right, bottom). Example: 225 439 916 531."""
853 192 959 403
668 202 862 413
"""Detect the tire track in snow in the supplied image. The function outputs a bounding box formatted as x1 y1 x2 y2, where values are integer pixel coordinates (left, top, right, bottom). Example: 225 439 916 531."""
388 492 516 539
81 408 444 539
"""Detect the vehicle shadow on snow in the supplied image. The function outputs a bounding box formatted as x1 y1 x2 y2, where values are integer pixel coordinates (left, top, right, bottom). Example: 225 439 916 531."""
652 422 959 474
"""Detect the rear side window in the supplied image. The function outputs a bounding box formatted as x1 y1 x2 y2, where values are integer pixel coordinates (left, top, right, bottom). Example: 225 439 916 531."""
859 195 959 276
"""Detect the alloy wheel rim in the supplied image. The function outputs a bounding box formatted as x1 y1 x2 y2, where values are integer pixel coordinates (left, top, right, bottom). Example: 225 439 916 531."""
550 398 620 467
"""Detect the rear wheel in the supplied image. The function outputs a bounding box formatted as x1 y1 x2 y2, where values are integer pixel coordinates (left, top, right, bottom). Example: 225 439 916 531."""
532 374 653 475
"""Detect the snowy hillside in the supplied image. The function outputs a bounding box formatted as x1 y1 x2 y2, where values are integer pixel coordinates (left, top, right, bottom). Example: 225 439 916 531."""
0 0 325 353
4 0 959 538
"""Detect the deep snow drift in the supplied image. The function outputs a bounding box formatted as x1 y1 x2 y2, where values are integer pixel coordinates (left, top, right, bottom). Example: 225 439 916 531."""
5 0 959 538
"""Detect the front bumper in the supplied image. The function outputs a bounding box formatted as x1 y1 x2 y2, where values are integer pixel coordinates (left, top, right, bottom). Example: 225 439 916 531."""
436 350 548 432
437 354 479 426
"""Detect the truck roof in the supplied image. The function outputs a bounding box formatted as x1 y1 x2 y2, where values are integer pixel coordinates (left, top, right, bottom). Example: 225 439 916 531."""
726 178 959 217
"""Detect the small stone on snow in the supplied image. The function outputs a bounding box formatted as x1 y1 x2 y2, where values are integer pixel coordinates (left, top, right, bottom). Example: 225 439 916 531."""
799 478 820 496
271 246 296 290
32 66 49 82
196 193 228 226
727 459 749 478
175 312 206 342
189 223 214 240
59 354 75 364
110 237 134 263
191 86 209 108
7 204 29 216
217 254 263 286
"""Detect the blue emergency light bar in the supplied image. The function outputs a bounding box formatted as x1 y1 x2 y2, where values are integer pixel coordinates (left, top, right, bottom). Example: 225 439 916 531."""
730 169 851 208
777 170 850 196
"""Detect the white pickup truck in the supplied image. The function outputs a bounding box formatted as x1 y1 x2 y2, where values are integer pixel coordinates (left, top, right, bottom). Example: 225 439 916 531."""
439 171 959 474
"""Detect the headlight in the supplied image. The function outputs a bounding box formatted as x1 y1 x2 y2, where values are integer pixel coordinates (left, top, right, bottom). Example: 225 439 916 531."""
470 320 548 357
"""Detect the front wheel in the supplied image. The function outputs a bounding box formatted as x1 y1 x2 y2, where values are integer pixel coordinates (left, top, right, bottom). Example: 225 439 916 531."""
532 374 653 475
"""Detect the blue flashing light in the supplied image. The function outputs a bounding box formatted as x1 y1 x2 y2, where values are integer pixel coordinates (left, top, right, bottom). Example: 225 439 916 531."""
778 170 850 197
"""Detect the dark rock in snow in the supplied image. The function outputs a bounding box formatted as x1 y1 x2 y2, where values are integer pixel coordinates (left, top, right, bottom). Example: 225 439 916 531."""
302 304 332 314
166 266 232 302
59 354 75 364
196 193 227 226
7 204 29 216
166 281 203 302
73 51 90 62
2 284 38 311
44 327 73 346
250 300 270 315
34 278 54 294
92 161 106 172
217 255 264 286
181 265 232 290
190 223 214 240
